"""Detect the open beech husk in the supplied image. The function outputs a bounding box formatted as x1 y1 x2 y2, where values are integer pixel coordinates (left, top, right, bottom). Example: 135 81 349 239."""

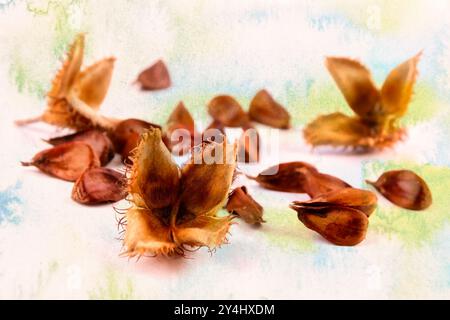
237 124 260 163
111 118 161 161
292 188 378 217
247 162 318 193
226 186 264 224
367 170 432 210
164 102 197 156
123 128 237 257
72 167 126 204
46 129 114 166
136 59 171 91
21 141 100 181
300 168 351 198
249 89 291 129
207 95 249 127
290 205 369 246
304 53 421 150
15 34 118 131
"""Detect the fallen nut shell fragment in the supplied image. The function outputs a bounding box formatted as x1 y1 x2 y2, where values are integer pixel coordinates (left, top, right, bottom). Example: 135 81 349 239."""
237 124 260 163
247 162 318 193
291 205 369 246
164 102 197 155
207 95 249 127
367 170 432 210
136 59 171 91
21 141 100 181
249 89 291 129
301 169 352 198
226 186 264 224
72 167 126 204
46 129 115 166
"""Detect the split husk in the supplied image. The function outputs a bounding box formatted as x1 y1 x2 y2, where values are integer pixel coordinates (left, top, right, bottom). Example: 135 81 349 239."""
123 128 237 257
72 167 126 205
304 53 421 150
226 186 264 224
16 34 118 131
136 59 171 91
249 89 291 129
21 141 100 181
46 129 115 166
367 170 432 210
207 95 249 127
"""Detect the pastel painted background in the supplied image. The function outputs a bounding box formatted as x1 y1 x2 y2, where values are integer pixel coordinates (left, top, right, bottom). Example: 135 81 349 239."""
1 0 449 299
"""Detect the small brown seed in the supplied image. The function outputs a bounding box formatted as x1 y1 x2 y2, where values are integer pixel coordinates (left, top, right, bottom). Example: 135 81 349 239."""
300 168 351 197
164 102 197 155
249 89 291 129
72 167 126 205
367 170 432 210
136 59 171 91
21 141 100 181
237 124 260 163
46 129 115 166
247 162 318 193
290 205 369 246
207 95 249 127
226 186 264 224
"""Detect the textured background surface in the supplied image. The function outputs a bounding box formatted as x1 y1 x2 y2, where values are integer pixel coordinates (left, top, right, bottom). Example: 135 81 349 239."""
0 0 449 299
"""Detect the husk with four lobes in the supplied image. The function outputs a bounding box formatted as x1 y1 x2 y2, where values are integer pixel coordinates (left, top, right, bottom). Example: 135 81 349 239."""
123 127 237 257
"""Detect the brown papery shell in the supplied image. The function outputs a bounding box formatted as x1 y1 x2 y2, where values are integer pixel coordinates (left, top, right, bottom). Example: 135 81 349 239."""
72 167 126 205
291 205 369 246
226 186 264 224
237 124 260 163
292 188 377 217
136 59 171 91
129 128 180 210
46 129 115 166
248 162 318 193
207 95 249 127
249 89 291 129
300 168 352 198
367 170 432 210
21 141 100 181
164 102 197 155
179 140 237 218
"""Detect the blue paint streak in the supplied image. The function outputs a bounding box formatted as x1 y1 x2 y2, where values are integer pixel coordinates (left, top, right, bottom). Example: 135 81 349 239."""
0 181 23 225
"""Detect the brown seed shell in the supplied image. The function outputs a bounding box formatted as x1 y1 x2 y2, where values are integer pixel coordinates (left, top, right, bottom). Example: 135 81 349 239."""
367 169 432 210
226 186 264 224
207 95 249 127
136 59 171 91
249 89 291 129
21 141 100 182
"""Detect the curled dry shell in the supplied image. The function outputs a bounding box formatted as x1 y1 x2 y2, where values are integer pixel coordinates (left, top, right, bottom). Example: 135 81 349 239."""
16 34 117 131
207 95 249 127
111 118 161 161
226 186 264 224
164 102 197 156
237 124 260 163
72 167 126 205
247 162 318 193
46 129 115 166
21 141 100 181
123 128 237 257
292 188 378 217
249 89 291 129
366 170 432 210
136 59 171 91
290 205 369 246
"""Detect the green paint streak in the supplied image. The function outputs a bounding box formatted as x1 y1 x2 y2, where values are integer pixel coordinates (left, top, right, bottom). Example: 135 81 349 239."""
400 83 440 126
9 51 47 98
89 269 137 300
33 260 60 298
363 161 450 247
261 206 316 252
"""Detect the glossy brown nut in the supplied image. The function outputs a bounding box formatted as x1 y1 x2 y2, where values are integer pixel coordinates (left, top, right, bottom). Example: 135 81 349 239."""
367 170 432 210
207 95 249 127
226 186 264 224
72 167 127 204
136 59 171 91
249 89 291 129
